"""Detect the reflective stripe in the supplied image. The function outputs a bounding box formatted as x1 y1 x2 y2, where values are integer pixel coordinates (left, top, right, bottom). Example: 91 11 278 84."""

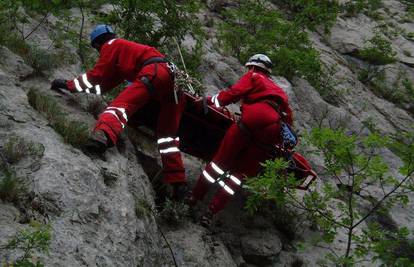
82 73 93 88
159 147 180 154
218 181 235 195
229 175 242 186
95 85 101 95
157 137 180 144
108 39 117 45
211 94 221 108
202 170 215 183
85 88 91 94
103 110 125 128
74 79 83 92
107 107 128 122
211 162 224 175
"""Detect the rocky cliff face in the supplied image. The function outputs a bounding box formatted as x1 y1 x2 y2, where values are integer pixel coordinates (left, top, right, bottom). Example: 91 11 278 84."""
0 1 413 266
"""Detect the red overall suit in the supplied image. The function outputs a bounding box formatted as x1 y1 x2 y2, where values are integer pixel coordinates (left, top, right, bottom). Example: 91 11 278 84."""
66 38 186 184
191 69 293 214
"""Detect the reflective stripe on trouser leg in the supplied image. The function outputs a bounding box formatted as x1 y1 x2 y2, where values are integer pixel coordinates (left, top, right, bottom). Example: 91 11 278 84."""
158 136 185 183
208 172 243 214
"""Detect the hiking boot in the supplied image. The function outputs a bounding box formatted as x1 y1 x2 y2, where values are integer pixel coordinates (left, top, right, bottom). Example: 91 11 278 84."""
171 182 189 202
83 131 108 155
199 210 214 228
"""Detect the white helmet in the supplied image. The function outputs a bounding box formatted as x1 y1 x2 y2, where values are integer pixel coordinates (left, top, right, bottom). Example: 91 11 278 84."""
245 54 273 73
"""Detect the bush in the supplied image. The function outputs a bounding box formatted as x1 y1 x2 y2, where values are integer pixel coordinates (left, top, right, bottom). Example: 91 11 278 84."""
342 0 383 18
2 137 44 164
27 89 89 147
357 33 397 65
101 0 201 47
0 167 25 203
273 0 340 32
158 199 189 225
4 221 51 267
218 0 321 87
246 126 414 265
135 198 154 218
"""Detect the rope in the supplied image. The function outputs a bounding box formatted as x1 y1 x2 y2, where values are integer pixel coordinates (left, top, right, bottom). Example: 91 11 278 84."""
150 209 179 267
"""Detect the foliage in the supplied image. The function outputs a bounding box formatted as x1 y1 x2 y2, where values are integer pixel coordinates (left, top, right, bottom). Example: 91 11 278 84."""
367 224 414 266
27 89 89 147
218 0 321 88
101 0 201 47
158 199 189 225
0 167 25 203
246 126 414 266
3 221 51 267
273 0 340 32
2 137 43 165
341 0 383 18
135 198 154 218
357 33 397 65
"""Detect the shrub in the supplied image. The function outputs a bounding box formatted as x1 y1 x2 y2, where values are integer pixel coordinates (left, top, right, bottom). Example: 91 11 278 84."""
342 0 383 18
0 167 25 203
158 199 189 225
273 0 340 32
101 0 201 47
246 126 414 265
218 0 321 87
357 33 397 65
2 137 44 164
27 89 89 147
4 221 51 267
135 198 154 218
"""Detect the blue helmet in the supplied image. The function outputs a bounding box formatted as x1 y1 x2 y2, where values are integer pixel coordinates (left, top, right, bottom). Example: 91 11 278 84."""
90 24 115 44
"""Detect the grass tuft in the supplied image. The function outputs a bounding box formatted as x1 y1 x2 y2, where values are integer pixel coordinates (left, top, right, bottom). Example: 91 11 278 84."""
27 89 89 148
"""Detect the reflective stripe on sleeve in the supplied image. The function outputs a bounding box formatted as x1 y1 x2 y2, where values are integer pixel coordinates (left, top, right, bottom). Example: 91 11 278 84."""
85 88 91 94
202 170 216 183
95 85 101 95
211 162 224 175
82 73 93 88
157 137 180 144
74 79 83 92
159 147 180 154
211 94 221 108
103 110 125 128
107 107 128 122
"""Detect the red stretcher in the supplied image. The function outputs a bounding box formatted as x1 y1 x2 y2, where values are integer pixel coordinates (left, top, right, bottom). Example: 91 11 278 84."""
129 92 317 190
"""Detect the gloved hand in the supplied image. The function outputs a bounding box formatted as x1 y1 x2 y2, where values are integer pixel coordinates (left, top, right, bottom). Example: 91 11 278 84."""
51 79 68 92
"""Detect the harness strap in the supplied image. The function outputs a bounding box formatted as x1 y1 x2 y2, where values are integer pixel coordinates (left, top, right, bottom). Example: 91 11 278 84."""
142 57 168 67
140 57 177 101
140 76 156 97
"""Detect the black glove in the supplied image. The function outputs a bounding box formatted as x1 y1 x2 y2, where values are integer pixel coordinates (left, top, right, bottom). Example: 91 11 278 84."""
51 79 68 92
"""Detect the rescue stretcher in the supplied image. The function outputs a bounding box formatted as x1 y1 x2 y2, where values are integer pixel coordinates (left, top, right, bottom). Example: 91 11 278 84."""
129 91 317 190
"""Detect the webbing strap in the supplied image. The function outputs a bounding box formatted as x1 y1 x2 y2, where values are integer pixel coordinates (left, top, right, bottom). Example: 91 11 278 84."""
140 76 156 97
142 57 168 67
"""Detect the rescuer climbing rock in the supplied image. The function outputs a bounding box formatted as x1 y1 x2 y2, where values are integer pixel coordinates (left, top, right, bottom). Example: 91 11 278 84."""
50 24 188 201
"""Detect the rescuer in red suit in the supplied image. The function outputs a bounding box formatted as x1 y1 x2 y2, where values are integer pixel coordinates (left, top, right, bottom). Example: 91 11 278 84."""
190 54 294 225
50 25 187 200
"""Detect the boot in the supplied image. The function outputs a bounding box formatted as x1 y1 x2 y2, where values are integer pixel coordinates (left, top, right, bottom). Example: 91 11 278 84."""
171 182 189 202
83 130 108 155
